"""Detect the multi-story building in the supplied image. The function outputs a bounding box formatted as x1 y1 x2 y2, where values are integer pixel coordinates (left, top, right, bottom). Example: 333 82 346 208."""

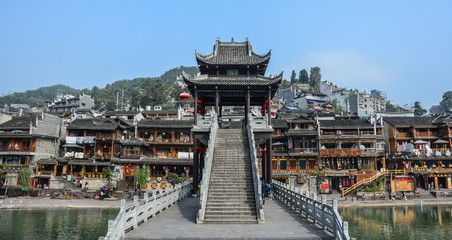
0 113 63 187
317 116 385 193
289 92 330 111
349 92 385 116
47 94 94 112
384 116 452 191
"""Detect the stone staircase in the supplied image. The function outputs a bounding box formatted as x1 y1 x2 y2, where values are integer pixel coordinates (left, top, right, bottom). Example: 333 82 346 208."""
204 129 258 224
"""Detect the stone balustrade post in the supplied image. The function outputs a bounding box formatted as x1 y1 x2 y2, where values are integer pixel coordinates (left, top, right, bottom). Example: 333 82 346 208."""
133 195 139 229
120 199 126 237
321 196 327 230
144 193 149 221
343 221 349 238
108 220 115 237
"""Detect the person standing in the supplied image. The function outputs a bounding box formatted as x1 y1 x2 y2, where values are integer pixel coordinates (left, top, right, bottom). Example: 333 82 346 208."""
262 180 268 205
268 180 274 200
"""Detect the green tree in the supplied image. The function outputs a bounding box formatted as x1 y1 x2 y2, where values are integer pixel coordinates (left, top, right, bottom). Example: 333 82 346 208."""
440 91 452 112
386 102 399 111
309 67 322 88
102 167 117 188
298 69 309 84
280 79 291 89
18 167 33 191
413 101 427 116
290 70 297 85
166 172 184 185
106 100 116 111
135 165 150 189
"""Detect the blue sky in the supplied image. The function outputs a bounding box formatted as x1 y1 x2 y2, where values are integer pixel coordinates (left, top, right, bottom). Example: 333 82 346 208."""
1 1 451 109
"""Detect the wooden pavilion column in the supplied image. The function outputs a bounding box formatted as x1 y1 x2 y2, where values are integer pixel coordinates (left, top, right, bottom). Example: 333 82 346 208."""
194 88 198 126
267 89 272 127
215 88 219 115
245 89 250 127
266 137 273 183
192 138 199 195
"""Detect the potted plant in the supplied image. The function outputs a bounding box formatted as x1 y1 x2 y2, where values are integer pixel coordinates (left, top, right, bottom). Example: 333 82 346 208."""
135 165 150 191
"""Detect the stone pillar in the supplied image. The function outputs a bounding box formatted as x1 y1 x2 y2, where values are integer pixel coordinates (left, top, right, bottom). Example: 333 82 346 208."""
245 89 250 127
215 88 219 115
192 138 199 195
261 147 267 182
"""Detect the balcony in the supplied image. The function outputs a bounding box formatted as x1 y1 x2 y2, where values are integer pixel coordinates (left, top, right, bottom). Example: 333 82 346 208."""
289 148 318 155
0 146 34 153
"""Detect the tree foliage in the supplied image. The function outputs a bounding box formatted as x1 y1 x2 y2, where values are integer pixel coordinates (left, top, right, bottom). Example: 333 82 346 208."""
134 165 150 189
18 166 33 191
440 91 452 112
290 70 297 84
309 67 322 87
413 101 427 116
298 69 309 84
102 167 117 188
386 102 399 112
166 172 185 185
280 79 291 89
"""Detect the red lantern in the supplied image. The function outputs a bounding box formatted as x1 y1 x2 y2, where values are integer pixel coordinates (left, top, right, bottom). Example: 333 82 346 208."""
174 166 176 170
184 167 187 170
179 92 190 103
263 104 267 109
197 99 202 105
265 100 268 105
163 166 166 170
261 148 267 153
271 109 275 115
153 166 156 169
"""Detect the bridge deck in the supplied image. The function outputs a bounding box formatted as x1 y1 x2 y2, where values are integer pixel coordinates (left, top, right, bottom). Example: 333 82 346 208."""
125 197 333 240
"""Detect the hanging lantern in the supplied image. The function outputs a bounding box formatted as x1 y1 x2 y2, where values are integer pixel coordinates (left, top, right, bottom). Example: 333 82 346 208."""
265 100 268 105
271 109 275 115
184 167 187 170
261 148 267 153
197 99 202 105
179 92 190 103
163 166 166 170
153 166 156 169
174 166 176 170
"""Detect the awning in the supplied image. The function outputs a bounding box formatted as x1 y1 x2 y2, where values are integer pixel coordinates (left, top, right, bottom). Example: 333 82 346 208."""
272 142 285 145
414 140 428 144
433 139 449 144
63 144 84 149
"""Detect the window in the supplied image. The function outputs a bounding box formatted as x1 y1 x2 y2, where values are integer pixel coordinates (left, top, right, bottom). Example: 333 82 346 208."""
299 160 307 170
228 69 238 76
280 160 287 170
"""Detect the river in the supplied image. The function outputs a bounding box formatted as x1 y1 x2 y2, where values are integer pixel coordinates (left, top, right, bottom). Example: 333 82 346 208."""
0 208 118 240
340 204 452 240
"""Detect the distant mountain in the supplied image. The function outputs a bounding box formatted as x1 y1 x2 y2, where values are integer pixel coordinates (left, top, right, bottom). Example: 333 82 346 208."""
0 84 79 107
0 66 199 108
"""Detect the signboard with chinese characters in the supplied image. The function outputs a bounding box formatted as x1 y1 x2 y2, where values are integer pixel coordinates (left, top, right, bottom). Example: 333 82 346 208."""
320 149 362 157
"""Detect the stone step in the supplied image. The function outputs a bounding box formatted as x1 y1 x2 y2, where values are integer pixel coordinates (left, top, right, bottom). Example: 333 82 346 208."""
205 206 255 211
203 217 258 224
206 203 256 208
205 210 257 216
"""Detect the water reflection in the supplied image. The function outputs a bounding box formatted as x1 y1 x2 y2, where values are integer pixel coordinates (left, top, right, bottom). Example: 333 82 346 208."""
0 208 118 240
340 204 452 240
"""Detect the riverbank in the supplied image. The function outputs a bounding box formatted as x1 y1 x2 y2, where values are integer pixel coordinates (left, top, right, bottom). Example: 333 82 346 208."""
0 196 123 209
338 198 452 207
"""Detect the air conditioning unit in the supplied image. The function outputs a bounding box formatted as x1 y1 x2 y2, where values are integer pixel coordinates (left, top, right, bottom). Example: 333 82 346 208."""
336 130 342 135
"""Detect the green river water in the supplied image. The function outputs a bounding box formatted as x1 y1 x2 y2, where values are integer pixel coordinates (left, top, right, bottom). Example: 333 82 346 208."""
340 204 452 240
0 208 118 240
1 205 452 240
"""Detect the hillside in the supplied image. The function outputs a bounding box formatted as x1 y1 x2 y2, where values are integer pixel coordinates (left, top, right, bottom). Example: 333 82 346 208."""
0 66 199 108
0 85 79 107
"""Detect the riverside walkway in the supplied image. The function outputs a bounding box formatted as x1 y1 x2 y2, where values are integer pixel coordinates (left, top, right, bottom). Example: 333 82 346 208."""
124 196 333 240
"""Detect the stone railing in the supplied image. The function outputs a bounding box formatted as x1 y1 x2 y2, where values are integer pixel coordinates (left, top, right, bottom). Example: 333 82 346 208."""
274 181 354 240
196 114 215 128
249 115 269 129
247 113 265 222
99 181 191 240
196 113 218 223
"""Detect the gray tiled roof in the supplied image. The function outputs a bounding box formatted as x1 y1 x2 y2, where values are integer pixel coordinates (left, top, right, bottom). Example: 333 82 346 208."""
67 118 131 131
195 39 271 65
138 119 194 129
104 111 142 116
182 72 283 86
383 116 443 127
0 115 39 130
319 118 374 129
272 119 288 129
